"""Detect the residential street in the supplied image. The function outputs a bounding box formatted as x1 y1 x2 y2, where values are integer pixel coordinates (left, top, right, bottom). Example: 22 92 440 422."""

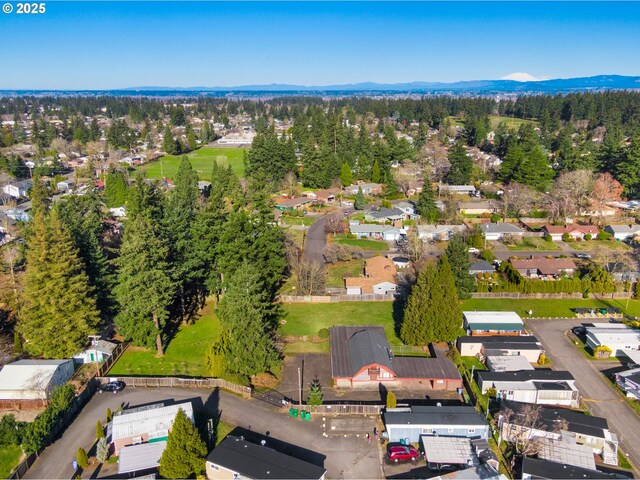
24 387 382 480
303 214 329 264
526 318 640 473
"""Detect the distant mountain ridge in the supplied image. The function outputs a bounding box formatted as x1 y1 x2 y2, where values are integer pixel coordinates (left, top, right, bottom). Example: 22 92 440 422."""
124 75 640 93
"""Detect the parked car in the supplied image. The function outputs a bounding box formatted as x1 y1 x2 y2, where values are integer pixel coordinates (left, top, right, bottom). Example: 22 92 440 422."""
468 247 480 254
387 445 420 463
575 253 592 259
98 381 126 393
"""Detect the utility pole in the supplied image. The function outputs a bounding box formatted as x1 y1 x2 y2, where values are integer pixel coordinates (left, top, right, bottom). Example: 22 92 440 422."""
297 367 302 410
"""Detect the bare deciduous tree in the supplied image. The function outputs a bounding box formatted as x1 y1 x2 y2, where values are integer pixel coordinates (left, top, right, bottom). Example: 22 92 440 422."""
498 403 546 469
324 213 345 236
501 183 538 219
401 230 426 264
545 170 594 222
592 172 624 225
292 261 326 295
282 171 300 198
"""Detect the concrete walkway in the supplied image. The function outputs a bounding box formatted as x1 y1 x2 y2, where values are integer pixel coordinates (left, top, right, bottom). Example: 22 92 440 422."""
24 387 382 480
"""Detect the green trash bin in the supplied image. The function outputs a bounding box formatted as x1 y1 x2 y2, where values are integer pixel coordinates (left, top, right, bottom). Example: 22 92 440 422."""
290 408 299 418
305 411 311 421
300 410 307 420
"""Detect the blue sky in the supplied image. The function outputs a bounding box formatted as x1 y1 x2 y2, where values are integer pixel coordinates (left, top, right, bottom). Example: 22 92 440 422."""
0 1 639 89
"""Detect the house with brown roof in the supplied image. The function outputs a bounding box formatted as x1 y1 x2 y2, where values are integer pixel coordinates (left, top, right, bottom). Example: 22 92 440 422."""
542 224 599 241
510 257 577 279
344 256 398 295
330 326 462 389
275 197 313 211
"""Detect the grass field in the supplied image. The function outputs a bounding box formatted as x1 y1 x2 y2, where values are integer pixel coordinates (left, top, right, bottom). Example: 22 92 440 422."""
488 115 538 130
280 302 399 353
215 420 236 446
571 240 631 252
462 297 640 318
280 216 316 227
109 302 221 377
507 237 560 251
326 260 364 288
138 147 248 180
0 445 22 479
334 234 388 251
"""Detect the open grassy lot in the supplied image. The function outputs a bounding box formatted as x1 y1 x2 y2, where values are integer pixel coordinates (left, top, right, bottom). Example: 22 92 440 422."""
280 302 398 353
138 147 247 180
334 234 388 251
109 302 220 377
280 216 316 227
571 240 631 252
0 445 22 479
507 237 560 251
489 115 538 130
462 297 640 318
326 259 364 288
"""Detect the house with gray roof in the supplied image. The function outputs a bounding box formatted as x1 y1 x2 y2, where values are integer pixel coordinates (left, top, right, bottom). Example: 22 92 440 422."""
349 223 403 241
469 260 494 275
364 207 405 223
330 326 462 389
383 406 489 443
479 223 524 240
605 224 640 241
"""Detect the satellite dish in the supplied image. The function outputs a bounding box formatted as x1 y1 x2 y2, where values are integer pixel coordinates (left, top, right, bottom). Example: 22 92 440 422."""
436 402 442 407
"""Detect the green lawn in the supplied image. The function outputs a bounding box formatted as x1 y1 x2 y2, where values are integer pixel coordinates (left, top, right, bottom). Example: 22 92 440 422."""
334 234 388 251
109 303 221 377
462 297 640 318
488 115 538 130
280 216 316 227
281 302 399 353
138 147 248 180
571 240 630 252
326 259 364 288
507 237 559 251
0 444 22 479
215 420 236 446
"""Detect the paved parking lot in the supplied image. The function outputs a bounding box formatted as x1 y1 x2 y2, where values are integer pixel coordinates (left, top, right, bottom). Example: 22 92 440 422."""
24 386 382 480
527 318 640 473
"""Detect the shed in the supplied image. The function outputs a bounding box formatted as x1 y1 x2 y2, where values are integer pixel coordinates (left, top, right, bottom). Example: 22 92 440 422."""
0 359 74 407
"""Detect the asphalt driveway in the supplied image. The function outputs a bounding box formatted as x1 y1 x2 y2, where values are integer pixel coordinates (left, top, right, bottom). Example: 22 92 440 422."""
24 386 382 480
527 318 640 473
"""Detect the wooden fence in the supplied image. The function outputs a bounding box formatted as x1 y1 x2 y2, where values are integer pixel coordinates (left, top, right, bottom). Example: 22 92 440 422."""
98 341 129 377
97 376 251 399
471 292 630 299
279 294 396 303
283 401 382 416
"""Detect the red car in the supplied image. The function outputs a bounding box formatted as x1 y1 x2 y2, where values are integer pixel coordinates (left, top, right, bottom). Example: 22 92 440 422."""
387 445 420 463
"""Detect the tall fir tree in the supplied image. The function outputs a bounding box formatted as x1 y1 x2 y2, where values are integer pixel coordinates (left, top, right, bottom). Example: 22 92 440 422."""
354 186 366 210
340 162 353 187
415 184 439 223
159 409 207 479
433 255 463 342
371 160 381 183
400 262 437 345
164 157 200 319
216 264 280 378
444 141 472 185
115 215 175 355
19 209 100 358
104 171 129 208
443 235 475 300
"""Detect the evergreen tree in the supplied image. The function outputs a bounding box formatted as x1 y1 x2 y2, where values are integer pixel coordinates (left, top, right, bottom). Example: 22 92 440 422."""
433 255 463 342
354 186 366 210
401 262 437 345
415 185 439 222
187 129 197 151
162 126 175 154
19 210 100 358
96 421 104 439
444 141 472 185
13 331 22 354
159 409 208 479
164 157 200 319
340 162 353 187
104 171 129 208
216 264 280 378
372 160 381 183
76 448 88 469
443 235 475 300
115 215 175 355
307 378 323 406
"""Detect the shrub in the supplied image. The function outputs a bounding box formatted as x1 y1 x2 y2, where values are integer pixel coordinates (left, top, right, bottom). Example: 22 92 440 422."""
13 331 22 354
490 213 501 223
77 448 88 469
96 437 108 463
307 378 323 406
584 233 592 241
106 408 112 423
538 353 550 365
593 345 612 359
21 385 75 453
485 387 497 398
562 232 571 242
318 328 329 339
0 414 23 445
480 249 495 262
96 420 104 439
543 233 552 242
598 231 612 241
386 391 397 409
